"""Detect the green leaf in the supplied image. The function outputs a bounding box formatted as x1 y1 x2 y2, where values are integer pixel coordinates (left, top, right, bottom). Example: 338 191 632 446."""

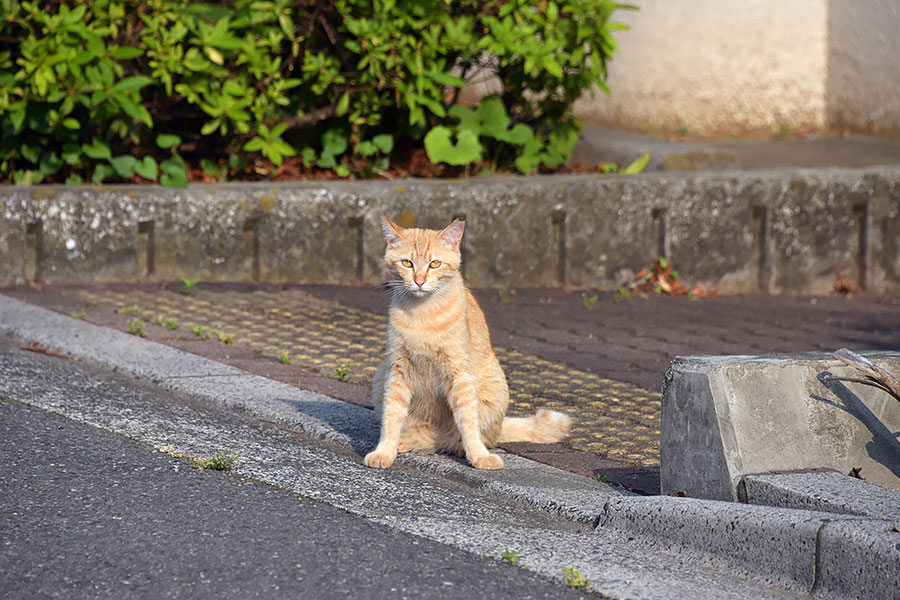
372 134 394 154
201 118 222 135
243 137 265 152
110 47 144 60
20 145 40 164
301 147 317 168
114 93 153 127
134 156 158 181
205 47 224 65
92 163 113 183
448 104 480 133
82 138 112 160
514 136 545 174
623 152 652 174
8 105 26 133
200 158 225 179
547 2 559 22
336 92 350 117
156 134 181 149
322 128 348 154
109 155 138 178
62 143 82 165
112 75 153 93
541 56 563 78
160 157 187 187
61 118 80 130
499 123 533 145
357 141 377 157
424 126 482 166
476 97 510 139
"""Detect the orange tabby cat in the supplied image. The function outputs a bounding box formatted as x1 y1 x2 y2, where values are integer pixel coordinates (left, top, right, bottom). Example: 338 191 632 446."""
364 214 571 470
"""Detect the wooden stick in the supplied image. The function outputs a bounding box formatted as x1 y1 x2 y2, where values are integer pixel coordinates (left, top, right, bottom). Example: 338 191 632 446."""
823 348 900 402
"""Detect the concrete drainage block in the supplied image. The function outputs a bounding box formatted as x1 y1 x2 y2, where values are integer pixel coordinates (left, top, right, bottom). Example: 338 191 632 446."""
660 351 900 501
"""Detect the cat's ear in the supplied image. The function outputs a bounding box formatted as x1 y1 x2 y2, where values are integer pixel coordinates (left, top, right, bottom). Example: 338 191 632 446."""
380 212 405 248
438 219 465 250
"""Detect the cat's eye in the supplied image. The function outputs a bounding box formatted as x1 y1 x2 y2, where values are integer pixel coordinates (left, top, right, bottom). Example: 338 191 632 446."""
400 259 413 268
429 260 441 269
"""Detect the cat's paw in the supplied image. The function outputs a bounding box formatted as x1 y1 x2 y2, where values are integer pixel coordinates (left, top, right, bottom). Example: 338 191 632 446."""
471 453 503 470
364 449 396 469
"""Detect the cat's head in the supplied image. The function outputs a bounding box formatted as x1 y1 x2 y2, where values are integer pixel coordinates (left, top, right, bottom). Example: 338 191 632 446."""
380 214 464 300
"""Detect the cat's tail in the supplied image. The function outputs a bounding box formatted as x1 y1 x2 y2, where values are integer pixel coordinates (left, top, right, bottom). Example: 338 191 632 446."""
497 409 571 444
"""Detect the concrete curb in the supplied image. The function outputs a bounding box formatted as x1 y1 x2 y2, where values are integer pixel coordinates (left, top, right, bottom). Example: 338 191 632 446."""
595 496 830 592
3 167 900 294
0 294 620 523
595 495 900 597
741 471 900 518
3 293 899 597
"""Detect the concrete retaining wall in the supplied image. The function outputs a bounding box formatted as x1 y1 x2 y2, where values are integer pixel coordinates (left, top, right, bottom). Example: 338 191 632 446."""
2 167 899 294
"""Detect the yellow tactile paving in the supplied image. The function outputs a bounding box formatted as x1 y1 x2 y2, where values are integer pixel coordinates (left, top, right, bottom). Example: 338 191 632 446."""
79 288 661 467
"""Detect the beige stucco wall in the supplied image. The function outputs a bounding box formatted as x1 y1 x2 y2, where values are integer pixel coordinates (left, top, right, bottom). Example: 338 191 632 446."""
826 0 900 139
574 0 831 138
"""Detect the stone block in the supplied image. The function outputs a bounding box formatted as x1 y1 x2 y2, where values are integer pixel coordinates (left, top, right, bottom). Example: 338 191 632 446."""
595 495 831 591
661 352 900 501
741 471 900 519
815 518 900 600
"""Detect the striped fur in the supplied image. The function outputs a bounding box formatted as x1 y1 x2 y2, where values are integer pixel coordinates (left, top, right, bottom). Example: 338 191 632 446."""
364 215 571 470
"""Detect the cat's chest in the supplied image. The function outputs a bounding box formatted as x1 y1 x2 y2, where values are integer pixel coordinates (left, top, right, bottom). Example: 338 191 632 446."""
388 310 466 362
391 322 458 357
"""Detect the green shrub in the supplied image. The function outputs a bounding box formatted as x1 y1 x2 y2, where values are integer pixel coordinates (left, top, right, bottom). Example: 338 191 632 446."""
0 0 633 184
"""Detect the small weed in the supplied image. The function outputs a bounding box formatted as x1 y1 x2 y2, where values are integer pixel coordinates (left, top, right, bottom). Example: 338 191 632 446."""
118 304 140 316
554 463 575 473
152 315 164 326
218 332 234 345
564 567 589 589
157 445 188 460
678 123 693 136
163 318 179 330
494 281 514 304
332 363 350 381
72 311 86 320
189 324 211 339
581 292 598 311
193 448 239 472
279 350 293 365
500 549 523 566
593 473 609 482
127 318 145 337
180 277 200 296
614 287 631 303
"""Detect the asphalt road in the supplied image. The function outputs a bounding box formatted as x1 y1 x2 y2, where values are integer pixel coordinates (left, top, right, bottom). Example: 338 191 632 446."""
0 335 586 600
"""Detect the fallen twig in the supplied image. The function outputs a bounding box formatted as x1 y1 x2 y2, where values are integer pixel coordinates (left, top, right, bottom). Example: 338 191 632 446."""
823 348 900 402
19 341 77 361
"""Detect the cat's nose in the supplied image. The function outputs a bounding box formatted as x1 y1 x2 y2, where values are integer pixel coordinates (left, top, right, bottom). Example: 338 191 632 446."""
414 275 426 288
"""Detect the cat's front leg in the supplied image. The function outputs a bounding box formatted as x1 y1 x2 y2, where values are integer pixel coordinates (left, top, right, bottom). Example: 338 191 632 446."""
364 365 412 469
449 372 503 470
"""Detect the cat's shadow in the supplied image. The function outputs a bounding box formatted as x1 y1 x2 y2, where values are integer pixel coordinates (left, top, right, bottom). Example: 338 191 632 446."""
288 399 380 456
814 371 900 479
